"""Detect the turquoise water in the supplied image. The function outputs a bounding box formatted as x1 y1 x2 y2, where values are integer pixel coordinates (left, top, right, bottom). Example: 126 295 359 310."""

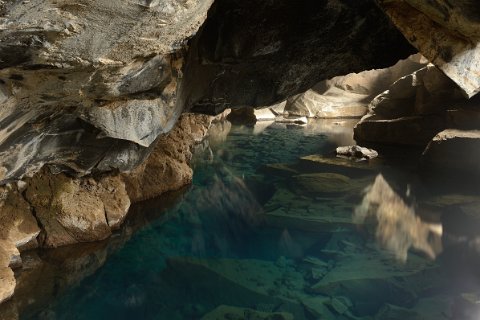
12 120 480 319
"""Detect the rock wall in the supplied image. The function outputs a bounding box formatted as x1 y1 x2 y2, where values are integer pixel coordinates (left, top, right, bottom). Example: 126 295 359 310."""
283 54 428 118
0 0 215 184
185 0 415 115
377 0 480 98
0 0 415 186
0 112 219 304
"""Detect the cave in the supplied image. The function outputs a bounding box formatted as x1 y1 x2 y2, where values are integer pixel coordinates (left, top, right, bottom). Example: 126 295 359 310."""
1 0 480 319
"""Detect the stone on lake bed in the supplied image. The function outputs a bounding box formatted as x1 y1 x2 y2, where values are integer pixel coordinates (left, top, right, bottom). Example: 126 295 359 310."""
201 305 294 320
336 145 378 160
291 172 360 195
259 163 299 178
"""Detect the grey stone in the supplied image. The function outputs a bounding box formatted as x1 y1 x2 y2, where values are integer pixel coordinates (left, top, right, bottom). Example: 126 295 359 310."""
336 145 378 160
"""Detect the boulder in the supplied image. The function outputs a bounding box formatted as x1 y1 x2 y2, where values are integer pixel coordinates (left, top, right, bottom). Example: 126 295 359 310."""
354 64 471 146
0 187 40 251
421 129 480 175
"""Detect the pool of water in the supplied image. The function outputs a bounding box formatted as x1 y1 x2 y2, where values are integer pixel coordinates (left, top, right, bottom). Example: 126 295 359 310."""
7 119 480 319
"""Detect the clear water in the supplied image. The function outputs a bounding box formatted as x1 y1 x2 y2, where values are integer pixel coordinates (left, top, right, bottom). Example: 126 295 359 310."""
8 119 480 320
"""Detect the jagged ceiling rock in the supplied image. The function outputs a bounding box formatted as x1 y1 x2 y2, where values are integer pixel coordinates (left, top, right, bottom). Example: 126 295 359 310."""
0 0 416 183
377 0 480 98
185 0 415 114
0 0 214 183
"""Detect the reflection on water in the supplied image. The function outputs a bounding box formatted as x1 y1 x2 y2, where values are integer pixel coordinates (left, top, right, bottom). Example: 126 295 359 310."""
354 174 443 261
5 119 480 319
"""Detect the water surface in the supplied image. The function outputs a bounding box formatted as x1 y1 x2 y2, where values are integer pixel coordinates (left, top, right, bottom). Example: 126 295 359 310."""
9 119 480 320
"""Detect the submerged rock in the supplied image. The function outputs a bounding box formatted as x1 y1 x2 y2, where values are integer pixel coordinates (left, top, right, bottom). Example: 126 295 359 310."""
25 172 113 248
201 305 294 320
291 173 363 195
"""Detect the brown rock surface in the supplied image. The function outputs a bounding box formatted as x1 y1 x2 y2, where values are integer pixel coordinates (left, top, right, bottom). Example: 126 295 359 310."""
123 113 216 202
25 172 112 247
0 187 40 251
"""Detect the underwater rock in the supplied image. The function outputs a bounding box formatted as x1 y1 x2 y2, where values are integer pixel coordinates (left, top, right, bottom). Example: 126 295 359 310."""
336 145 378 160
168 257 309 302
201 305 294 320
164 257 308 318
291 173 362 195
301 296 336 319
263 188 354 232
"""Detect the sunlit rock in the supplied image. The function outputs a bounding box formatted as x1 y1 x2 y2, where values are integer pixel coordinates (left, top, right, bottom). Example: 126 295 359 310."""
378 0 480 97
285 54 427 118
354 64 468 146
354 174 443 261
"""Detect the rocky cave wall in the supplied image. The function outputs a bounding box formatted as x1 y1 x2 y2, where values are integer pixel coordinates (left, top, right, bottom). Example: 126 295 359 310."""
0 0 415 185
1 0 480 306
